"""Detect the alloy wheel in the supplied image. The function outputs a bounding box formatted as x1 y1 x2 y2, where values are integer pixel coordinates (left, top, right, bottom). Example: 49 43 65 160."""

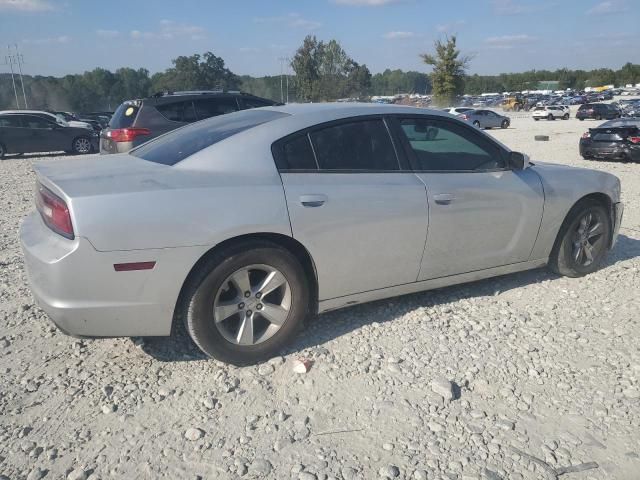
213 264 291 345
74 138 91 154
571 211 606 267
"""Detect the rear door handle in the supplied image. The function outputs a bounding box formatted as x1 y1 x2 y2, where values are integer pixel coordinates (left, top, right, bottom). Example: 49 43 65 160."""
300 194 327 207
434 193 455 205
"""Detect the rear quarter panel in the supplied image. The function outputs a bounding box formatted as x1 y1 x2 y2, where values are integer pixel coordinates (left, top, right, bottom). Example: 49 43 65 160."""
529 163 621 259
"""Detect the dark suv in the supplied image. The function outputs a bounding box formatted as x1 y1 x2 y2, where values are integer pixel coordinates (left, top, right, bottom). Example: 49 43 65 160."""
100 91 279 154
576 103 621 121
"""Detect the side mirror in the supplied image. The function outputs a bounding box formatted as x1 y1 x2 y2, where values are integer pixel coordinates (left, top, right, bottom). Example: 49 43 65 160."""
509 151 530 170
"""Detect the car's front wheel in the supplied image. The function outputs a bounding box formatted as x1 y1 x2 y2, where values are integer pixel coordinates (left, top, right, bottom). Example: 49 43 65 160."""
0 143 5 159
563 113 569 120
473 120 480 128
549 200 611 277
182 241 309 365
72 136 92 154
547 114 554 121
501 120 509 129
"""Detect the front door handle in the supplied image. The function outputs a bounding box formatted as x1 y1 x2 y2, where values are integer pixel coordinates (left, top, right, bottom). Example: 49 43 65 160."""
434 193 455 205
300 194 327 207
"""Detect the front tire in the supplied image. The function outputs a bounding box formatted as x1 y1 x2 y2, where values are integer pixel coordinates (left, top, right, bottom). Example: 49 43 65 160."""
563 113 569 120
547 114 554 121
0 143 5 159
72 136 92 155
549 200 611 277
501 120 509 129
473 120 480 128
181 241 310 365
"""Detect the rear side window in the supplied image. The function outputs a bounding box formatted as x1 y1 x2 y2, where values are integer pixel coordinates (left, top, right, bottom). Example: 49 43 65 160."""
309 119 399 171
241 97 276 109
272 134 318 170
23 116 54 129
131 109 289 166
0 116 22 127
156 100 197 123
194 98 238 120
109 102 140 128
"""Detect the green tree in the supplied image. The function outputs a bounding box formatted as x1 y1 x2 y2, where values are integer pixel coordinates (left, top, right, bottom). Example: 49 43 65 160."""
421 35 470 106
291 35 322 102
150 52 239 92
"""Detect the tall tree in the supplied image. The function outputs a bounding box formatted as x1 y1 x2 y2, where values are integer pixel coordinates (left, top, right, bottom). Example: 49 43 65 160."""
420 36 470 106
291 35 322 102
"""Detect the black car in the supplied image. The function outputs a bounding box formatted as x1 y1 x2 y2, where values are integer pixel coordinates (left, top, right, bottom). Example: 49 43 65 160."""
576 103 620 121
100 90 279 154
579 119 640 162
0 113 98 158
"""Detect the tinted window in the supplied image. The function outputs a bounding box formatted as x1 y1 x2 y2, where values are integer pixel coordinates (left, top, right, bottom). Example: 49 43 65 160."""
109 102 140 128
131 109 289 166
398 118 504 171
309 119 398 171
242 98 275 109
194 98 238 120
23 116 54 129
156 100 197 123
273 134 317 170
0 116 22 127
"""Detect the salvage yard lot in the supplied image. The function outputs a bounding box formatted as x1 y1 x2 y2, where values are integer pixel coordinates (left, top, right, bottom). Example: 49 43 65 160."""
0 110 639 479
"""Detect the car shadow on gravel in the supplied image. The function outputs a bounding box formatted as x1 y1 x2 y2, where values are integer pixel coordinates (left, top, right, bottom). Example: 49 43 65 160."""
140 234 640 363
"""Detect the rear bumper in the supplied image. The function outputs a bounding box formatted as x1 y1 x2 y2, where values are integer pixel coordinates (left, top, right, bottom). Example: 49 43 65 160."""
20 212 206 337
580 141 639 161
99 137 133 154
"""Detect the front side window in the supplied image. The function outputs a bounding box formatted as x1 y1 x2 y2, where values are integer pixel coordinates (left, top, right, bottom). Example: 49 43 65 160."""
24 116 55 129
309 119 399 171
398 118 504 171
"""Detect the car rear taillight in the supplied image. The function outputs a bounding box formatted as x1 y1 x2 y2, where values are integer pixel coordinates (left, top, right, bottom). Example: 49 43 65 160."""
106 128 151 143
581 132 590 139
630 137 640 144
36 184 74 239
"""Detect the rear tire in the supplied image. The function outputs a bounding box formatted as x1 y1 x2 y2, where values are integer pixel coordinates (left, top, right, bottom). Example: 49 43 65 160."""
548 200 611 277
71 136 92 155
563 113 569 120
0 143 5 159
547 114 554 121
181 241 310 365
533 117 539 121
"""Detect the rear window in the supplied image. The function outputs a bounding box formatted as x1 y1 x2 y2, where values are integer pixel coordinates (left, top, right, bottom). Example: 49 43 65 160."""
109 102 140 128
130 109 289 166
156 100 197 123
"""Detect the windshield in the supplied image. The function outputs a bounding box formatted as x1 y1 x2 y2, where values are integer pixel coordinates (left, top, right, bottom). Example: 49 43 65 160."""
131 109 289 165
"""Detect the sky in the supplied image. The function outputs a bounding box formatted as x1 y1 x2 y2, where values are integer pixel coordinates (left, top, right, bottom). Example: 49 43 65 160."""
0 0 638 78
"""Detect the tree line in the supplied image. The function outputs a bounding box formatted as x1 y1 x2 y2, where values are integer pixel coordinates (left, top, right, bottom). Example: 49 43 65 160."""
1 35 638 111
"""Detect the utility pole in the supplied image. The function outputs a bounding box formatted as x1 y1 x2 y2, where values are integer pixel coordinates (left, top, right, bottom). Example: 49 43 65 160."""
278 56 291 104
13 44 28 109
4 45 20 109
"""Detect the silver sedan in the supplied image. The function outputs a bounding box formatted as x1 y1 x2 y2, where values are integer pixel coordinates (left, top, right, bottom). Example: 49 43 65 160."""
458 109 511 129
20 104 623 365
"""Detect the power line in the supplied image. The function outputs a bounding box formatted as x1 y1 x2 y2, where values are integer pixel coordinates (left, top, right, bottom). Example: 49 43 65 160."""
277 56 291 104
3 45 28 109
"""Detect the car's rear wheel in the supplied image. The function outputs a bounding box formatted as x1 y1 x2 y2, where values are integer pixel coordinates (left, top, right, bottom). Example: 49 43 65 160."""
549 200 611 277
0 143 5 159
501 120 509 129
182 241 309 365
72 136 92 155
533 117 539 121
547 114 554 121
473 120 480 128
563 113 569 120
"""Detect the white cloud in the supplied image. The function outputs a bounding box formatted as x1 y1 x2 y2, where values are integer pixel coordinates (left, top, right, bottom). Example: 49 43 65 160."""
130 20 206 41
383 31 416 40
0 0 53 11
436 20 466 32
586 1 627 15
333 0 400 5
96 29 120 38
484 34 538 48
491 0 540 15
253 13 321 31
22 35 70 44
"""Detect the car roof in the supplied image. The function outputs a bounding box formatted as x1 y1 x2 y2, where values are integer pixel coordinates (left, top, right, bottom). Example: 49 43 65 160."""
259 102 451 119
0 109 58 117
597 119 640 128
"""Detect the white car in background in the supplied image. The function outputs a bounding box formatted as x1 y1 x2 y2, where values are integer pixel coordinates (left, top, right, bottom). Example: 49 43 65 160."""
441 107 474 115
532 106 570 121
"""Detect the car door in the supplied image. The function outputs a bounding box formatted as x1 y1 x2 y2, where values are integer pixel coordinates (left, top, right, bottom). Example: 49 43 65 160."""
391 115 544 280
274 117 429 300
0 115 28 153
21 115 64 153
485 110 501 128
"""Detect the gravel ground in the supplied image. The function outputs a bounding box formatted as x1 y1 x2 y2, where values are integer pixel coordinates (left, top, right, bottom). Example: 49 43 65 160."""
1 108 639 480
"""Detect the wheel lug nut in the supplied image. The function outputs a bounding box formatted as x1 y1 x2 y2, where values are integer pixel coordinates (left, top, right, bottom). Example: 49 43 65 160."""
256 304 263 310
244 291 251 298
246 310 253 316
256 292 262 299
238 303 244 309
